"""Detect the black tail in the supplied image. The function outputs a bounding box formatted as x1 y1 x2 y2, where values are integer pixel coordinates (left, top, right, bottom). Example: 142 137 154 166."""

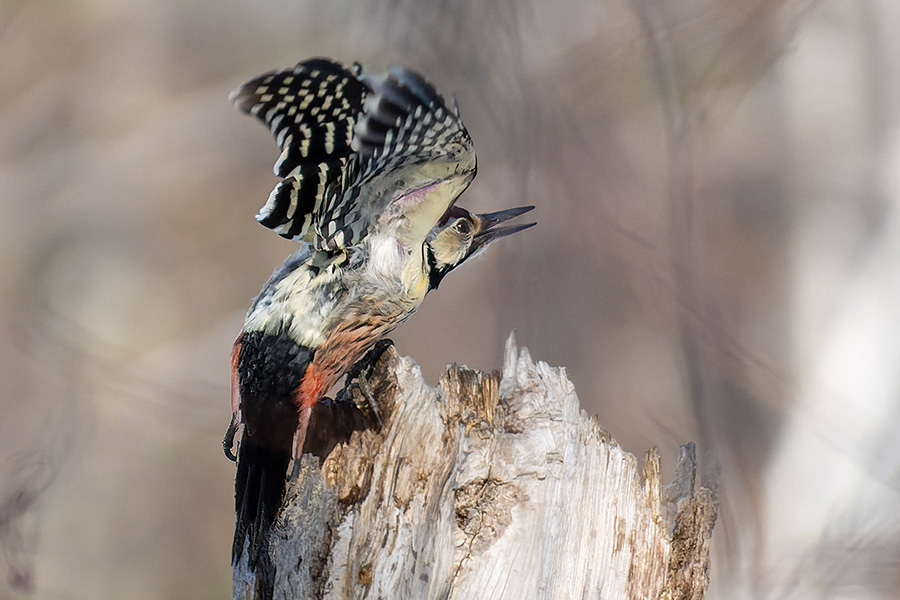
233 439 290 596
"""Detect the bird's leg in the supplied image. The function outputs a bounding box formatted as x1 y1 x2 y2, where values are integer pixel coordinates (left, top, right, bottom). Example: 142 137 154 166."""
336 338 393 426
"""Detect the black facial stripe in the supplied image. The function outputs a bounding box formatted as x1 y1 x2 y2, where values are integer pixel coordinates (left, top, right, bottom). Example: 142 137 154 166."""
425 243 449 291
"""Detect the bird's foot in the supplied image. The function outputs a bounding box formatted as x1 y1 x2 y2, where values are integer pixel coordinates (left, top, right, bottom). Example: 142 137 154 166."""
342 339 394 388
336 338 394 427
223 412 241 462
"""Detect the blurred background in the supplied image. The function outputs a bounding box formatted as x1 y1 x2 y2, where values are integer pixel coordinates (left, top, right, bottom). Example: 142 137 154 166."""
2 0 899 597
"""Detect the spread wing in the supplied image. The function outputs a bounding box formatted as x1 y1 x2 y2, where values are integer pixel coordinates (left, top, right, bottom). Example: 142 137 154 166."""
231 58 476 252
230 58 365 242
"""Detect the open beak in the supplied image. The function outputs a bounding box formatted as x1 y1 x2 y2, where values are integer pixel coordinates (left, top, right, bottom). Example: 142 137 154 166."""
470 206 536 256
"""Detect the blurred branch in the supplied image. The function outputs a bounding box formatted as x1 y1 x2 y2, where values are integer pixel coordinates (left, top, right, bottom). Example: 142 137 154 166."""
630 0 815 442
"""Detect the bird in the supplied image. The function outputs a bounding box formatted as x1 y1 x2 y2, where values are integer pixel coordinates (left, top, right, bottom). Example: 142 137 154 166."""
225 57 534 594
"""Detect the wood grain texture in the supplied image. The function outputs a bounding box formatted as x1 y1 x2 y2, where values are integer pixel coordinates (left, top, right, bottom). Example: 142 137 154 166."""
233 335 717 599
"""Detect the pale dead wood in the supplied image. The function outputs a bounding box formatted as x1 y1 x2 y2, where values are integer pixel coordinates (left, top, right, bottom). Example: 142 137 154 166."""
233 335 717 599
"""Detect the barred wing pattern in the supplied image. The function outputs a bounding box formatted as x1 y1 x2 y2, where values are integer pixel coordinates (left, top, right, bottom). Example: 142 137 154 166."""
230 58 475 252
230 59 365 242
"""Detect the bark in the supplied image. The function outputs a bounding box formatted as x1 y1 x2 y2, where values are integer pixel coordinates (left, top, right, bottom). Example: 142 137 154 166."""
233 334 717 600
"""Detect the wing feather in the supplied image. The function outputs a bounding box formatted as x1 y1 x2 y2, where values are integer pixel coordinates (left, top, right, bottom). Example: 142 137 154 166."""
231 58 475 252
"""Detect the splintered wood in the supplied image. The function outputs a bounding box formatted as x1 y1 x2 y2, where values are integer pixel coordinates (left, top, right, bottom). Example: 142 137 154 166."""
232 335 716 599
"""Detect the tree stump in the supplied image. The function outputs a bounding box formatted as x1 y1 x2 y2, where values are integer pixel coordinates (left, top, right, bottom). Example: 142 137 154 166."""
232 335 717 599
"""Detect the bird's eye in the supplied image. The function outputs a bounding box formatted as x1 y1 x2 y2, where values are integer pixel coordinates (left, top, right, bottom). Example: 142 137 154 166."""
455 219 472 235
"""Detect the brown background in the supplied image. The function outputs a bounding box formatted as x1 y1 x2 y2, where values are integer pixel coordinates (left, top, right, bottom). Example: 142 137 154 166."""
2 0 899 598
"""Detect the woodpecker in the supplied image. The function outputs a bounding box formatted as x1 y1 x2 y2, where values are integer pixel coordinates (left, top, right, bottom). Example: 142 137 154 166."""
226 57 534 591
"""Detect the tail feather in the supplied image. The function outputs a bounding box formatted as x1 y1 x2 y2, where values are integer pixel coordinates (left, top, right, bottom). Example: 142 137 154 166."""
233 439 290 579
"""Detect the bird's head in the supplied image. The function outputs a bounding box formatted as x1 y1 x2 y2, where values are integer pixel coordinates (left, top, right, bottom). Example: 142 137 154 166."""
425 204 535 290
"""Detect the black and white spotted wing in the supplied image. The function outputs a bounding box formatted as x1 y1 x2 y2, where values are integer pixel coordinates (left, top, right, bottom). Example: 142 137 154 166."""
230 58 365 242
327 66 476 248
231 58 476 251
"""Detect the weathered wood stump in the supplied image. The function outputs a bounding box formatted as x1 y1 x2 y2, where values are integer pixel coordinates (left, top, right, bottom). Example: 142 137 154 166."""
233 335 716 599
